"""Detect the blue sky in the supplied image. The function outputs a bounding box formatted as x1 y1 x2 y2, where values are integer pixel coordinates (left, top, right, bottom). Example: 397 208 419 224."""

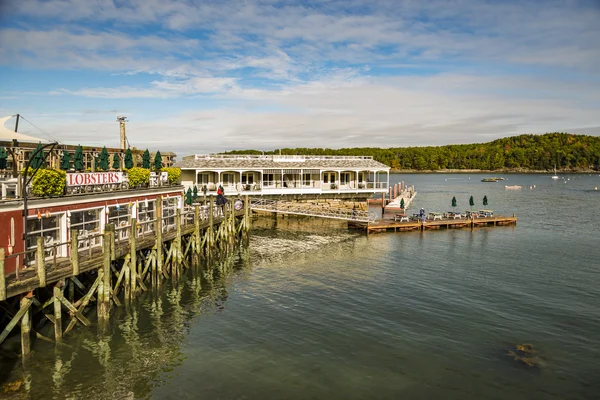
1 0 599 156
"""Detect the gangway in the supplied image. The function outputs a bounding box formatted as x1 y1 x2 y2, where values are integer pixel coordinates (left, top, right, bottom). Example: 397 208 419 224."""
249 198 376 223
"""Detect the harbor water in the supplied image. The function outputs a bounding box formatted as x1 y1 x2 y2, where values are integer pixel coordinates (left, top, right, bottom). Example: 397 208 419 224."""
1 173 599 399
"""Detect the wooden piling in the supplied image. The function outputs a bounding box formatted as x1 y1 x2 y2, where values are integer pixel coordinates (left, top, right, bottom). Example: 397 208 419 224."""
129 218 137 297
98 232 112 319
36 236 46 287
156 197 163 279
70 229 79 276
194 205 200 257
175 208 182 274
53 284 62 341
21 295 31 357
0 248 5 301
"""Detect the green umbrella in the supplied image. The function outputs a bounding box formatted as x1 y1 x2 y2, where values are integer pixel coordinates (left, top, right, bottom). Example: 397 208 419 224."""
60 150 71 170
451 196 457 208
74 145 84 171
192 185 198 200
99 146 109 171
124 148 133 169
0 147 7 170
30 142 46 169
112 153 120 170
400 198 405 209
142 149 151 169
185 187 193 205
469 195 475 207
154 150 162 170
483 195 488 206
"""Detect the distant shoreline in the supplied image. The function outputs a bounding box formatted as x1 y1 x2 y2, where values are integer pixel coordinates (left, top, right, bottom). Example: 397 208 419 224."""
391 169 599 174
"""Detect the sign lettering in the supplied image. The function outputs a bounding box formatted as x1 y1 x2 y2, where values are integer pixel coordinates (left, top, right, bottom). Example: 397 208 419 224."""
66 172 123 187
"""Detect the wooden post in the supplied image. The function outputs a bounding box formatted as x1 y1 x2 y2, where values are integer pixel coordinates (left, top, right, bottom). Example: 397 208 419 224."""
0 248 5 301
194 205 200 257
106 223 116 261
175 208 182 266
21 295 31 358
156 196 163 279
36 236 46 287
208 195 214 249
53 284 63 341
70 229 79 276
244 195 250 232
129 218 137 298
98 231 111 319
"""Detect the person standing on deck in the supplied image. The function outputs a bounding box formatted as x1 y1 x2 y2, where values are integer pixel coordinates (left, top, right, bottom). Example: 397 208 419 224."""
420 208 425 222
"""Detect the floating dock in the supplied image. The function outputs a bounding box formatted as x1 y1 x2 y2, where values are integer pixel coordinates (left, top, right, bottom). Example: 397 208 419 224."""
350 215 517 234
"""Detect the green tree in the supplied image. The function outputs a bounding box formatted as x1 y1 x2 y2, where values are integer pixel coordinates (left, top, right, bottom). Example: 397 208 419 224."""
127 167 150 187
32 169 66 196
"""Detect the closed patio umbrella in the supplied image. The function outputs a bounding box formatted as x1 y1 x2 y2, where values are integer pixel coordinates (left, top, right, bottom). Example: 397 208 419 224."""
30 142 46 169
451 196 457 208
60 150 71 170
154 150 162 170
483 195 488 206
112 153 120 170
99 146 109 171
469 195 474 207
0 147 7 169
142 149 151 169
74 145 84 171
185 188 193 205
124 148 133 169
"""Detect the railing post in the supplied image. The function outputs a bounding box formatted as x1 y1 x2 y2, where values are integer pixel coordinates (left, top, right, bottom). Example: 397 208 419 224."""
70 229 79 276
194 205 200 255
0 248 5 301
244 195 250 233
36 236 46 287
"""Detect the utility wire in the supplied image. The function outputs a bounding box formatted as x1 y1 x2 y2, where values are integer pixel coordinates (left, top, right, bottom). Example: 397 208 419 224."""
19 115 63 144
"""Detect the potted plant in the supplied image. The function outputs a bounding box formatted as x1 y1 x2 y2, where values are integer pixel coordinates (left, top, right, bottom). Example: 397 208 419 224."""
330 182 338 189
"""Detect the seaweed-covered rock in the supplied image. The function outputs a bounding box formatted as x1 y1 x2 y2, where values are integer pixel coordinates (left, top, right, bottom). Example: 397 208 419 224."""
507 343 544 368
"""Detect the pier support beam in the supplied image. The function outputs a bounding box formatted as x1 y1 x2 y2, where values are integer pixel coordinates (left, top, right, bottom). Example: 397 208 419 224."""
36 237 46 288
53 284 62 341
98 232 112 320
129 218 137 298
0 248 5 301
21 294 32 359
156 196 163 283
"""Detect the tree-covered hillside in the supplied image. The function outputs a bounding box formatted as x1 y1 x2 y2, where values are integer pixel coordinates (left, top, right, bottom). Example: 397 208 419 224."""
224 133 600 171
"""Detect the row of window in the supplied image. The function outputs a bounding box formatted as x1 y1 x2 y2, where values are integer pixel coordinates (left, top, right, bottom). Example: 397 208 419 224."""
197 172 366 185
26 197 180 256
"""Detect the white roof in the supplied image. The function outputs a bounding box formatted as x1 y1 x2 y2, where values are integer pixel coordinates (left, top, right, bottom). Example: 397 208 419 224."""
0 115 48 143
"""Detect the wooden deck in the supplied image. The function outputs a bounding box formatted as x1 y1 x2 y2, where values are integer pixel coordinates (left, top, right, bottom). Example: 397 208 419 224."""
350 215 517 234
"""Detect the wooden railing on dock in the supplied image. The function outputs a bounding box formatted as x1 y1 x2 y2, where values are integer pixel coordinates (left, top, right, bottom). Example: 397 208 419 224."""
351 214 517 234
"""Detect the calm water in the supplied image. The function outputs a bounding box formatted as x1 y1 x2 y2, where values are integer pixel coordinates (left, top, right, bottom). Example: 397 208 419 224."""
1 173 599 399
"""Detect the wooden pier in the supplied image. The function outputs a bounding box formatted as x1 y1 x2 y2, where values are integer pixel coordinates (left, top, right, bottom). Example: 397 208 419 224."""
0 195 251 360
350 214 517 234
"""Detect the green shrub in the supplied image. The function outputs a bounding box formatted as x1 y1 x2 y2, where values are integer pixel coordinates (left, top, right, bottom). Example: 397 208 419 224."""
161 167 181 184
32 169 66 197
127 167 150 187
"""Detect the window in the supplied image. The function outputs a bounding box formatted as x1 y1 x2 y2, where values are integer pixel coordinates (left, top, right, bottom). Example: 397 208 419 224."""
303 173 311 186
26 214 61 260
323 172 336 183
242 172 254 184
138 200 155 234
108 205 130 228
162 197 178 231
340 172 351 185
198 173 210 184
263 173 274 186
222 173 234 185
70 208 102 249
358 172 365 182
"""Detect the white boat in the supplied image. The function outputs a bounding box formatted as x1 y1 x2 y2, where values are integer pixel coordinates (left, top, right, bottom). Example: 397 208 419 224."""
552 166 559 180
505 185 522 190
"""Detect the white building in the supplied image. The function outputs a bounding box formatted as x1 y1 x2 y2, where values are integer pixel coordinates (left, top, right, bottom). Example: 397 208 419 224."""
176 154 390 196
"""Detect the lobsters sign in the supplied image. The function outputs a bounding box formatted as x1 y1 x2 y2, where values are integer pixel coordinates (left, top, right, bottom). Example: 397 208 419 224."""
66 172 124 187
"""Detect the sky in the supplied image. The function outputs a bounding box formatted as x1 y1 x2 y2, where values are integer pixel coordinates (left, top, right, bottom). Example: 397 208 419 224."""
1 0 599 157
